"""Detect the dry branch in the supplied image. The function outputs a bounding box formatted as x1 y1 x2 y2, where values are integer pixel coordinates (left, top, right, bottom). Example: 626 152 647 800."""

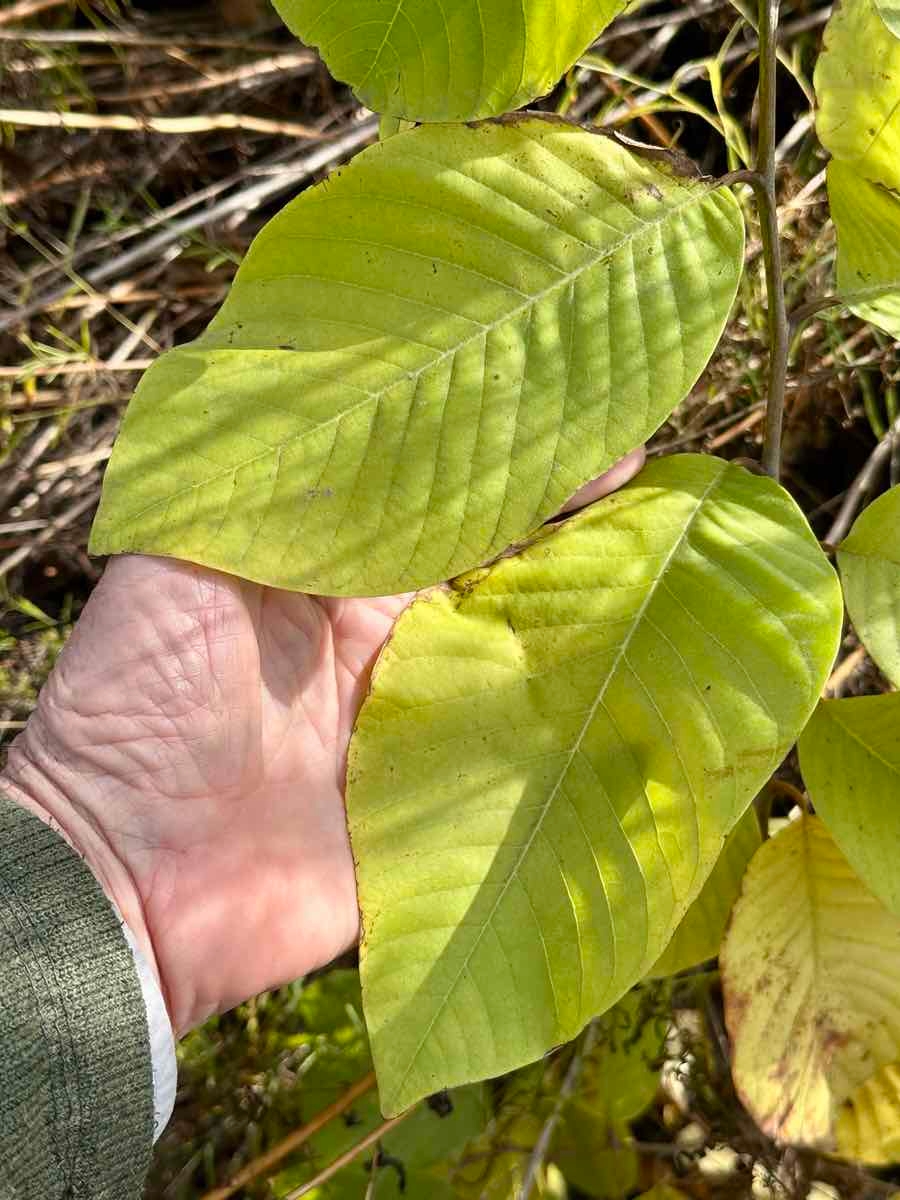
0 107 326 140
282 1112 415 1200
825 414 900 545
0 0 68 26
198 1070 377 1200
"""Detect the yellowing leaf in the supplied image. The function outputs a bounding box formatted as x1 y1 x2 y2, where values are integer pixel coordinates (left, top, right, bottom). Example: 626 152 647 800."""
828 161 900 341
836 1061 900 1165
721 815 900 1149
348 454 842 1114
799 695 900 917
90 119 744 596
816 0 900 192
648 806 761 979
838 485 900 685
272 0 628 123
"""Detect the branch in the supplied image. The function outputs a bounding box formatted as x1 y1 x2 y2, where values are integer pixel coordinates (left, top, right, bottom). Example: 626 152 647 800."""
0 0 68 24
520 1020 601 1200
0 106 326 140
755 0 790 480
199 1070 376 1200
790 281 900 332
824 413 900 547
283 1110 416 1200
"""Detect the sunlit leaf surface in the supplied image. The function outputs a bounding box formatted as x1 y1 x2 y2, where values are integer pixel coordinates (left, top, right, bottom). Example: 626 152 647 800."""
838 485 900 685
272 0 628 122
800 695 900 917
91 120 744 596
349 455 842 1112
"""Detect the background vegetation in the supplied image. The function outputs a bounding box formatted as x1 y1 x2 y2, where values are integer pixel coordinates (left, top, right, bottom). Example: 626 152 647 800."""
1 0 897 1195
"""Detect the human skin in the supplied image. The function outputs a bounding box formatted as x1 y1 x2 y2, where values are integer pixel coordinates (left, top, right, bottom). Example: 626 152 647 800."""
1 449 645 1036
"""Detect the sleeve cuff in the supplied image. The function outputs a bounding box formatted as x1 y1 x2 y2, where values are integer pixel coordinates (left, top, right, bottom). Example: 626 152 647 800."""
119 920 177 1142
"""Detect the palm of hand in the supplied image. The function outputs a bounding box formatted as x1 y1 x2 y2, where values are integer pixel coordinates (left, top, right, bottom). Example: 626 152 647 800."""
8 554 409 1032
3 450 643 1033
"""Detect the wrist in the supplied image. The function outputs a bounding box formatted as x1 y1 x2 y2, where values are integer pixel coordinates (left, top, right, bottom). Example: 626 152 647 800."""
1 728 168 1010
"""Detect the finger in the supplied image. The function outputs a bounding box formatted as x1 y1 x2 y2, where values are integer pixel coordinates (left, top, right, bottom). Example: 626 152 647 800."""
556 446 647 516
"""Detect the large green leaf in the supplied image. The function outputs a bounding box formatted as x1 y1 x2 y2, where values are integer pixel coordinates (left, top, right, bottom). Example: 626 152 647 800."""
647 805 761 979
272 0 628 123
799 695 900 918
837 485 900 685
721 815 900 1149
347 454 842 1114
815 0 900 193
89 119 744 597
828 161 900 341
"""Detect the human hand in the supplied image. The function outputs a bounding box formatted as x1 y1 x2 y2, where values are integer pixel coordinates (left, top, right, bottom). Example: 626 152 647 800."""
1 449 644 1036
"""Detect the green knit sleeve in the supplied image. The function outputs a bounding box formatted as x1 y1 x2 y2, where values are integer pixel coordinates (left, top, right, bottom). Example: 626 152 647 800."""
0 794 154 1200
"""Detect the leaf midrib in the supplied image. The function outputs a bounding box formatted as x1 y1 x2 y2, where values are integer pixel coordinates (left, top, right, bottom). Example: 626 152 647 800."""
115 183 724 531
387 459 730 1110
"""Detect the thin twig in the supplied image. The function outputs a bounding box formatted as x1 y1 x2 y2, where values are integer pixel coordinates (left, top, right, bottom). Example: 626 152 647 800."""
1 158 134 206
93 49 315 104
520 1021 601 1200
38 284 227 310
363 1147 381 1200
0 107 326 140
0 424 60 510
754 0 790 479
790 280 900 332
283 1111 415 1200
592 9 828 132
0 491 97 579
0 28 287 49
708 404 766 449
766 778 809 813
825 414 900 546
824 645 868 698
719 168 764 189
199 1070 377 1200
0 0 68 25
0 359 154 379
591 0 731 45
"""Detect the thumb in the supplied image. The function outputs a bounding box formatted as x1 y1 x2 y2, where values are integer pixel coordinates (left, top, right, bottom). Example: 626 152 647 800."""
556 446 646 516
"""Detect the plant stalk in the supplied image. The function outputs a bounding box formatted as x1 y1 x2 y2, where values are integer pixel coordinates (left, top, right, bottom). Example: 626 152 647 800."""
520 1020 601 1200
754 0 790 480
